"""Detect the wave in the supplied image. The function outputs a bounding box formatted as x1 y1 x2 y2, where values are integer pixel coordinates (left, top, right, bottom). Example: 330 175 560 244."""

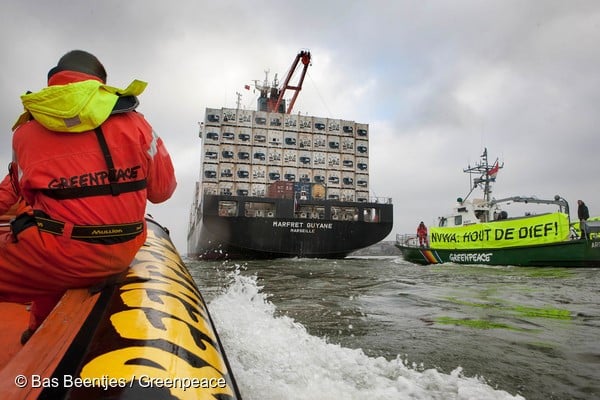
208 270 525 400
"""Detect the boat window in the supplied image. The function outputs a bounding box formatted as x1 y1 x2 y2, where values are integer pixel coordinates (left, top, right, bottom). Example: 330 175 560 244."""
245 201 276 218
363 207 380 223
454 215 462 226
218 201 238 217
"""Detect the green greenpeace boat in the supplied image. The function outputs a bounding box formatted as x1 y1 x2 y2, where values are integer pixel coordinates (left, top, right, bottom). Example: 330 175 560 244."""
396 149 600 267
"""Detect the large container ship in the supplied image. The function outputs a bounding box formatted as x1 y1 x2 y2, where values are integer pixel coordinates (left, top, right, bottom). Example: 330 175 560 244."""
187 50 393 259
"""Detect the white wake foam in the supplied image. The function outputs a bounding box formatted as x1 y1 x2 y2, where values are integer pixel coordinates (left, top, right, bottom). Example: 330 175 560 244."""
208 270 525 400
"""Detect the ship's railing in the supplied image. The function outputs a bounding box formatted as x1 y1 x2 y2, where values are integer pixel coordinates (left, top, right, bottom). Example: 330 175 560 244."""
396 233 423 248
368 196 393 204
204 191 392 205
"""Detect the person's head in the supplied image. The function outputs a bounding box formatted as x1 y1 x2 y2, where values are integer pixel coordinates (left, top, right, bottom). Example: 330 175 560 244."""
578 200 584 206
47 50 107 83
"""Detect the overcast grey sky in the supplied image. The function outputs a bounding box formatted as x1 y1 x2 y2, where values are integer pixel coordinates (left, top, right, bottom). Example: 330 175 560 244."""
2 0 599 253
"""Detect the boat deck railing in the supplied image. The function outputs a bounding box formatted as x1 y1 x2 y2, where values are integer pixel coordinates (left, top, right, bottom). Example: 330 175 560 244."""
396 233 423 248
370 196 393 204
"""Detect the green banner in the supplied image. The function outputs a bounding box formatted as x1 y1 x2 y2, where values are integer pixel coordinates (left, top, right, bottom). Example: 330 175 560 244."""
430 212 571 249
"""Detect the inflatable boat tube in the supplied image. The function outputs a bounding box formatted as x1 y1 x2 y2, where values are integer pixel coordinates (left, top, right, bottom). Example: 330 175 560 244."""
0 217 242 399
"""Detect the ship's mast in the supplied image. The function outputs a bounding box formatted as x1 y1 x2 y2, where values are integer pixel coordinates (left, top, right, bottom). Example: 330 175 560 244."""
255 50 312 114
463 148 502 202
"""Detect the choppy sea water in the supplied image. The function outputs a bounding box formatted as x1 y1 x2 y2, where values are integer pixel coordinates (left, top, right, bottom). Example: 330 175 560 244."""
186 256 600 400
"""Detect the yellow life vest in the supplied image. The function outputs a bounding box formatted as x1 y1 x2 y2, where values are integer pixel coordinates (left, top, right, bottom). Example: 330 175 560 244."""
12 79 147 132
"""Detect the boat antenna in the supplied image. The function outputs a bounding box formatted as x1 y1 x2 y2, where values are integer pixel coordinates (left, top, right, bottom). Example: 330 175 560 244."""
462 147 503 203
235 92 242 110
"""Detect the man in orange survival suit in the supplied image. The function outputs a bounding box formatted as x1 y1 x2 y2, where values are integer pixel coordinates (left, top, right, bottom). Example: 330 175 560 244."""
0 50 177 343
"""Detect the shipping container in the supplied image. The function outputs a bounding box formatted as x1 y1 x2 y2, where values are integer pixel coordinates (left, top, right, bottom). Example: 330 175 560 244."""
298 168 312 183
203 145 219 163
267 166 282 182
327 118 341 134
326 170 341 187
221 127 236 143
220 144 236 161
237 145 251 163
267 130 283 147
251 165 267 183
327 188 340 201
342 171 355 187
341 137 355 153
268 147 282 165
356 157 368 173
236 127 252 143
298 133 312 149
250 183 267 198
268 113 283 128
313 117 327 132
252 146 267 164
327 135 341 152
341 154 355 171
253 111 268 127
356 191 369 203
341 120 355 136
203 164 218 182
313 152 327 169
327 153 340 169
235 164 251 182
299 115 312 131
237 109 253 127
356 174 369 190
283 131 298 148
283 167 298 182
283 114 298 131
204 108 222 126
356 140 368 155
283 149 298 166
218 181 234 197
268 180 294 199
221 108 237 125
313 169 327 185
204 128 220 144
355 123 369 139
341 189 356 202
298 150 312 167
253 128 267 145
219 163 235 180
293 182 313 201
235 182 250 196
311 183 326 200
313 134 327 150
202 182 218 196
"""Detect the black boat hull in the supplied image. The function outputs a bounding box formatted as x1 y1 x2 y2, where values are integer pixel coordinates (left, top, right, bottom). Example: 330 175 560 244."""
187 195 393 259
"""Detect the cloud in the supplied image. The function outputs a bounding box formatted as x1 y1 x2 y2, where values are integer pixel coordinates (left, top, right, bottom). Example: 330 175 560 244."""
2 0 600 252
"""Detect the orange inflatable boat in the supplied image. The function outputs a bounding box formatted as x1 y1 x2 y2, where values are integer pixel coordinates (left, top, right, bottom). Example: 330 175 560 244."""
0 213 241 399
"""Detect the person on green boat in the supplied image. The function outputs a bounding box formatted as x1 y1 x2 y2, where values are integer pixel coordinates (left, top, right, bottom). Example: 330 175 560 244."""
417 221 428 247
577 200 590 239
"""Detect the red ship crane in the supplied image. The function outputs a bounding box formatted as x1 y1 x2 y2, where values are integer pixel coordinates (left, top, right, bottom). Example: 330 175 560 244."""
266 50 311 114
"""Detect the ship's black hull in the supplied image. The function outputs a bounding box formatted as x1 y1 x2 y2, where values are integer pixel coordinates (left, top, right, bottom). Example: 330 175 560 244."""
187 195 393 260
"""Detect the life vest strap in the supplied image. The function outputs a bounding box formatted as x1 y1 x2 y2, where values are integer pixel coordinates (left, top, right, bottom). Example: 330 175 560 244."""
40 179 147 200
30 211 143 244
